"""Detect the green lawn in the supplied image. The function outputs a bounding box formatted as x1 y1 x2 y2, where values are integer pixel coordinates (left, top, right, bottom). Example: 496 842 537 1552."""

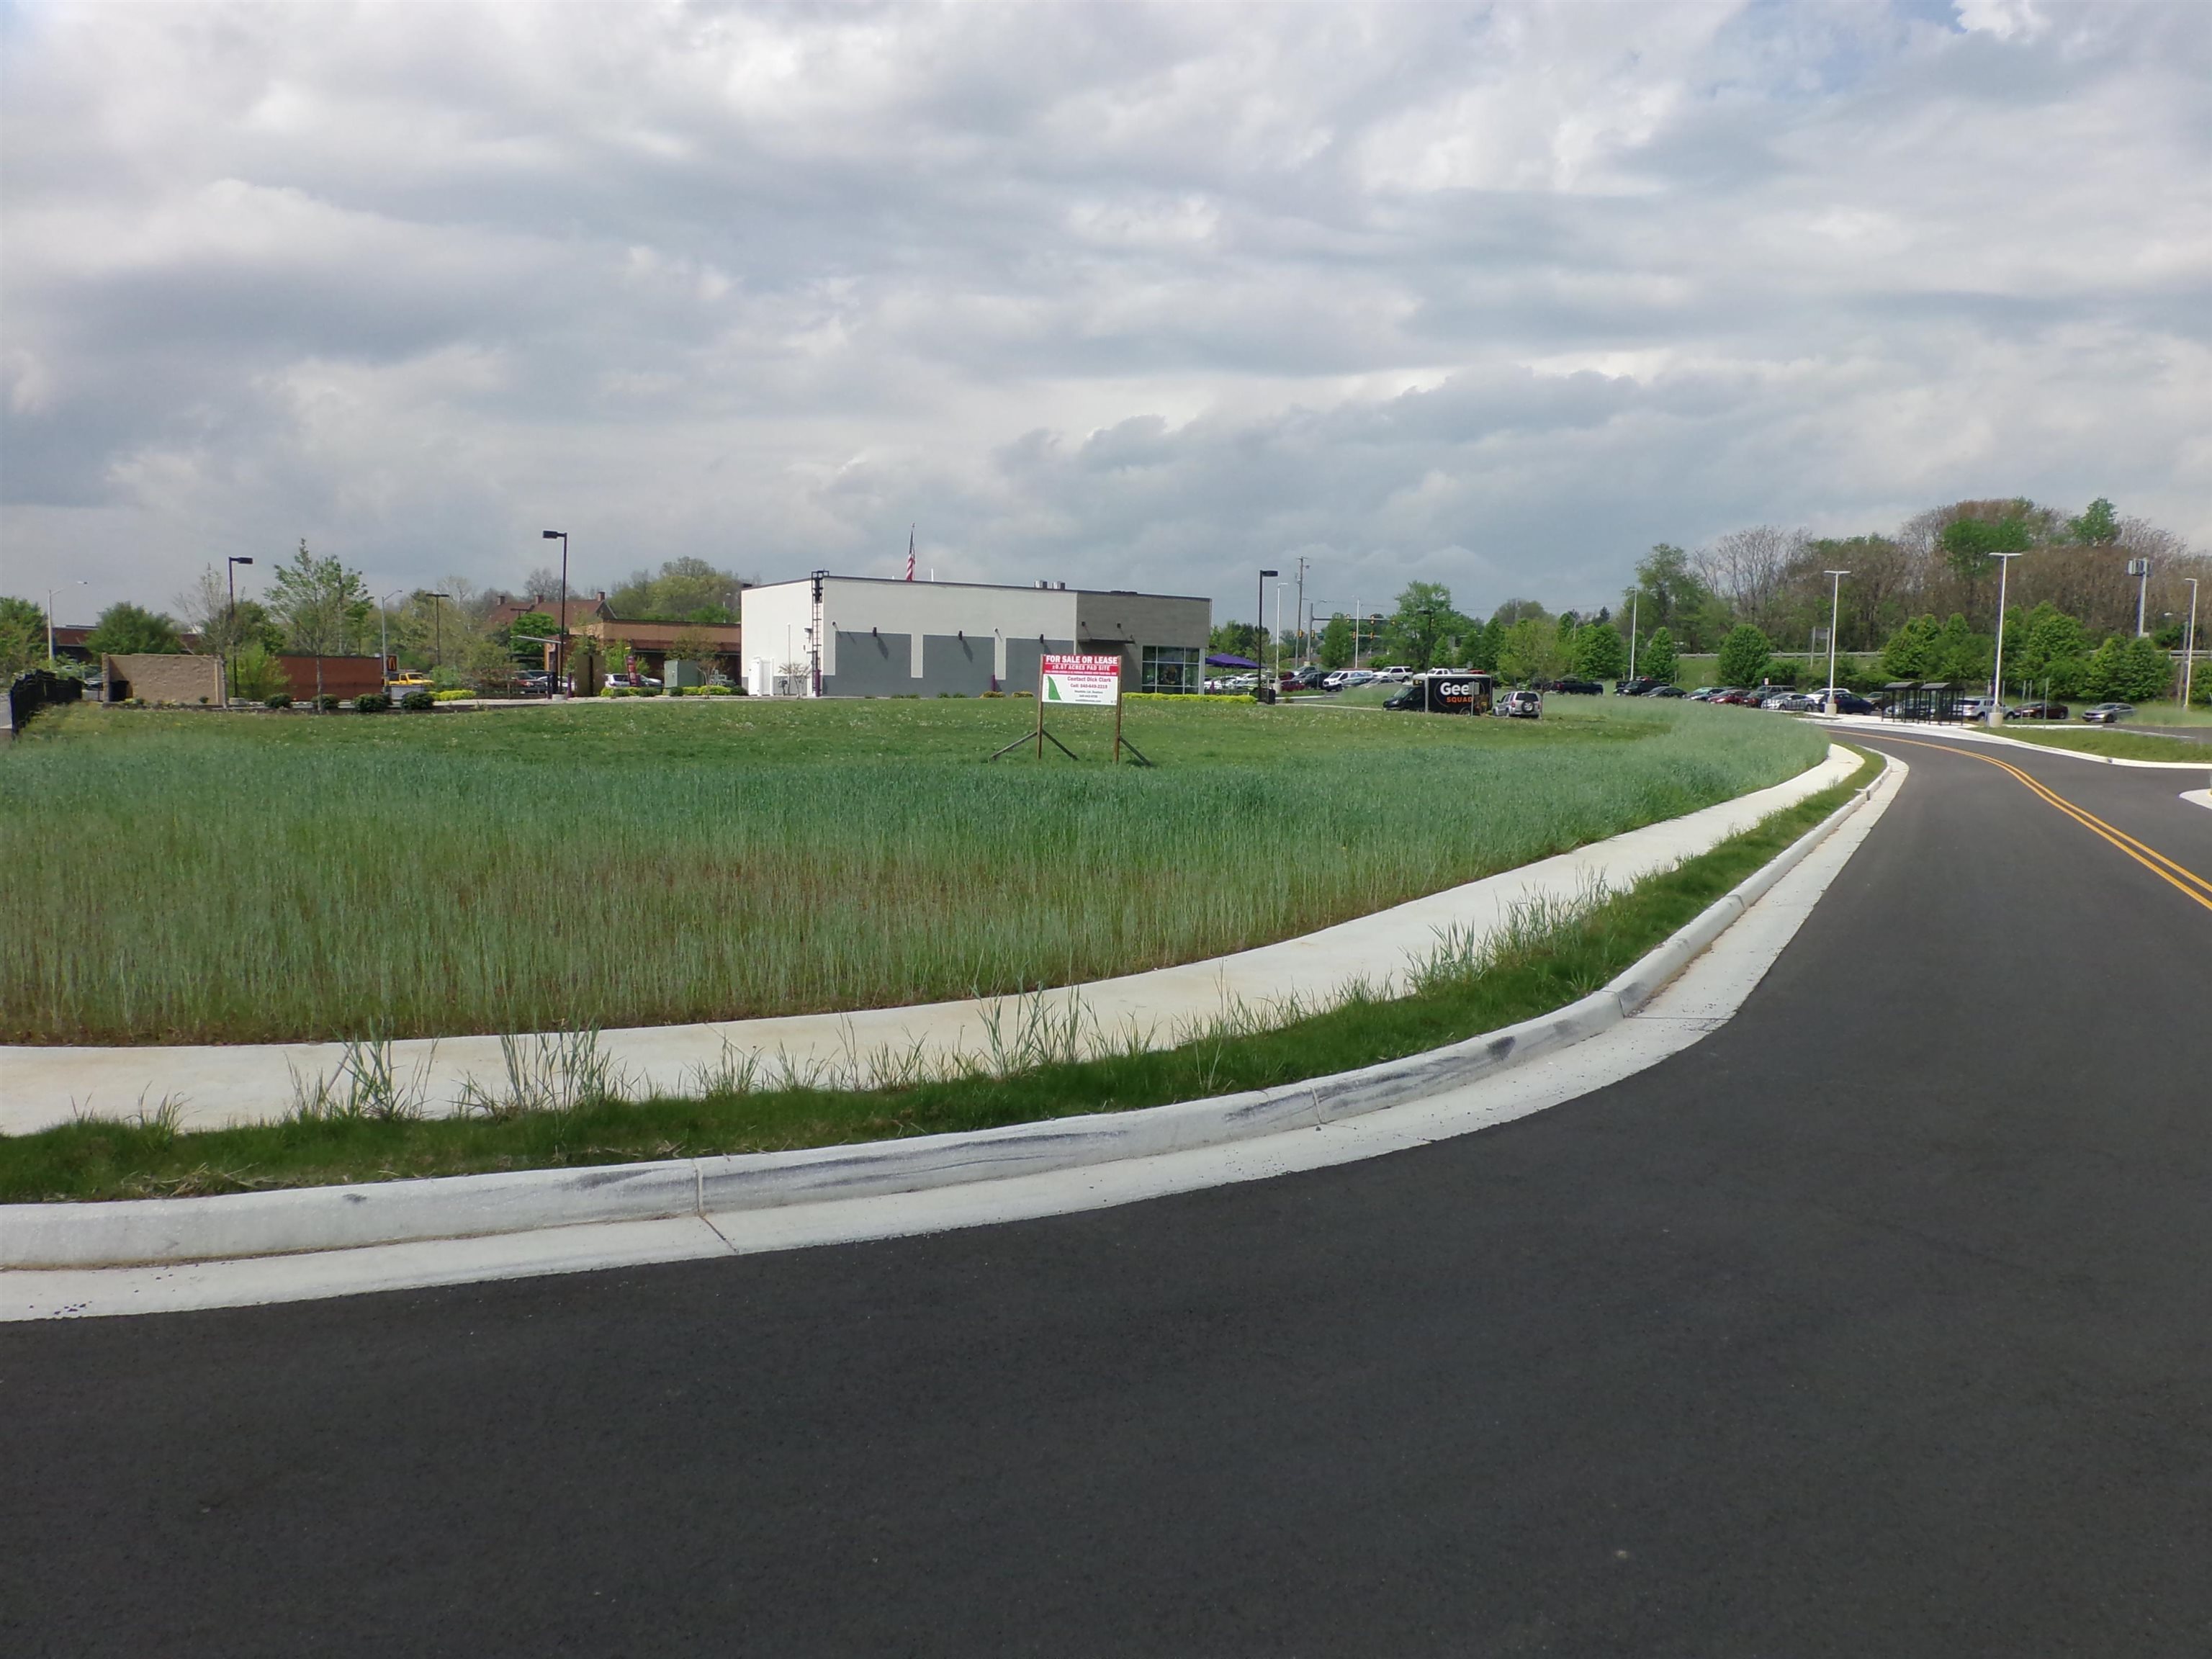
1991 724 2212 763
0 750 1877 1202
1 695 1825 1046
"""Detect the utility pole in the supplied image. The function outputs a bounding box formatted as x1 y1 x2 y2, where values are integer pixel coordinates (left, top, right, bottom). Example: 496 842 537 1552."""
2128 557 2151 637
427 591 451 667
1293 556 1309 665
1627 590 1639 683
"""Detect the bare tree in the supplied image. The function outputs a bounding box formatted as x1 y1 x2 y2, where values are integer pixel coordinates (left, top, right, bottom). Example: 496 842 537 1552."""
1696 526 1805 634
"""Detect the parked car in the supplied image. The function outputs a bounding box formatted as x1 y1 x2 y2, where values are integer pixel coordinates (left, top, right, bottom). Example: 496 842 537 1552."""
1686 687 1723 700
1552 677 1604 695
2005 699 2069 721
1501 688 1542 719
1282 665 1328 691
1647 685 1688 698
1614 678 1663 696
606 672 662 689
1710 689 1759 706
1951 695 1996 721
1374 665 1413 683
1826 691 1876 714
385 674 434 696
2081 702 2134 724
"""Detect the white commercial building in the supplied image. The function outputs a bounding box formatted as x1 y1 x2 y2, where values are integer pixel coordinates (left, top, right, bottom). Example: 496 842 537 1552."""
740 575 1210 698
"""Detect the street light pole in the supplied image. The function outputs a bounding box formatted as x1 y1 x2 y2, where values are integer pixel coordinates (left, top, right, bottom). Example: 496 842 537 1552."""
2128 557 2150 637
224 558 253 704
46 580 86 666
541 531 568 695
1257 568 1277 697
377 588 404 695
1274 581 1287 691
1989 551 2021 723
1823 570 1849 716
1627 590 1638 684
2182 577 2200 711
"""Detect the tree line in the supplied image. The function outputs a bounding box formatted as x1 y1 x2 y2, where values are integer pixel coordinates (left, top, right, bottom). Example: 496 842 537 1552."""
1238 495 2205 702
2 548 754 695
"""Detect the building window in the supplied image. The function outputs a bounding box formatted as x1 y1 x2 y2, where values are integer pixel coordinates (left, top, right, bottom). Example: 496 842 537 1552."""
1141 644 1200 694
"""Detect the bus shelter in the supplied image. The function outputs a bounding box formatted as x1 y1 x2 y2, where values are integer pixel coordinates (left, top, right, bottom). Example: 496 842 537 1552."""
1881 680 1957 722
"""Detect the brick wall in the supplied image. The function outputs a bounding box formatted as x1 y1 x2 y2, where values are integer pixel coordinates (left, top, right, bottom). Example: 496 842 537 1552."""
278 656 385 699
101 655 224 706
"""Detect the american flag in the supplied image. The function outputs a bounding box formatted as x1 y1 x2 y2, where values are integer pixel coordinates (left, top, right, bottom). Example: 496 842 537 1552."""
904 526 916 581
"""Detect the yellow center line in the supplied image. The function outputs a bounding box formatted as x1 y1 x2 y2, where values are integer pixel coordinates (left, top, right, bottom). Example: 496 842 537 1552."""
1868 734 2212 914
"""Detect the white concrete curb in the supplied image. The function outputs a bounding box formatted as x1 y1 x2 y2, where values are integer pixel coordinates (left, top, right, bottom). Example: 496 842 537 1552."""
0 757 1887 1274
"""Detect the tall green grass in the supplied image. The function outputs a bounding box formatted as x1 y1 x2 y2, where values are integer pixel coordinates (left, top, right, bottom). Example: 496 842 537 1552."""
0 696 1824 1044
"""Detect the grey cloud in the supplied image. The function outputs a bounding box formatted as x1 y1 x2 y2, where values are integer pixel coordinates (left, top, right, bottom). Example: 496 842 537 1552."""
2 1 2205 619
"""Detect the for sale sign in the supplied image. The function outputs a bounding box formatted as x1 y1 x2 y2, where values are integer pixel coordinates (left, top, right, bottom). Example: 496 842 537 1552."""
1041 652 1122 706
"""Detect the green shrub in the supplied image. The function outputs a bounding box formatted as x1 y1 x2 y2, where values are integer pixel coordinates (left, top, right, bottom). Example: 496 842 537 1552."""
433 688 472 703
703 685 736 696
400 690 435 712
313 694 341 712
353 693 392 714
1717 624 1773 688
264 694 292 710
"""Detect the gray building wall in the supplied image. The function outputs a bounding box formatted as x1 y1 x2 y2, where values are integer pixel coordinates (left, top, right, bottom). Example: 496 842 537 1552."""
1002 637 1076 696
831 631 912 696
1074 590 1209 690
922 634 997 695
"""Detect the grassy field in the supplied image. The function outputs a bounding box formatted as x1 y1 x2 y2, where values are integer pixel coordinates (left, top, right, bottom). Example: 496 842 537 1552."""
1990 724 2212 763
0 750 1877 1201
0 695 1825 1046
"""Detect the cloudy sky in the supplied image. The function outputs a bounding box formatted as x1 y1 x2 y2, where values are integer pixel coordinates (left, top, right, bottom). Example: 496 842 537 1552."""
4 1 2206 626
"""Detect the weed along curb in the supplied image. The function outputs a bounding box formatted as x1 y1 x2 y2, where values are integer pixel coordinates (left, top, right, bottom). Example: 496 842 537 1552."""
0 757 1889 1274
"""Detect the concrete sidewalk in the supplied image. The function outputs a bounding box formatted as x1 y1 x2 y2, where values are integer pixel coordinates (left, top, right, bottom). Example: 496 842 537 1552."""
0 747 1859 1136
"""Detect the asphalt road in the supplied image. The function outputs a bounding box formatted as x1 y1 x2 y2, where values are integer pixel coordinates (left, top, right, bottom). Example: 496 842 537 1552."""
6 734 2208 1657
